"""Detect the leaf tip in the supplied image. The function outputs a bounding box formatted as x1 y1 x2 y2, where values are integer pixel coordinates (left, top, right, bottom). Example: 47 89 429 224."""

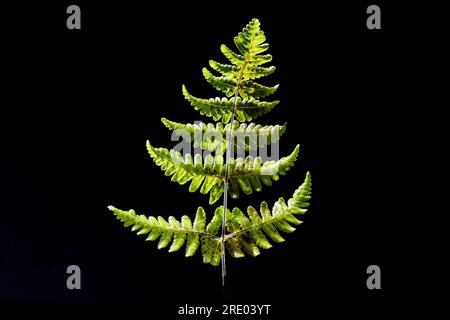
305 171 312 183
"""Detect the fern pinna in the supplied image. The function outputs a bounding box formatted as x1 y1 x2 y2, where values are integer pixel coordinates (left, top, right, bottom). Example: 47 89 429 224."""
108 18 312 283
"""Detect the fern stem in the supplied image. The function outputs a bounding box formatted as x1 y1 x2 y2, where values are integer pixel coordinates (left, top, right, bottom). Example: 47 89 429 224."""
221 20 260 288
220 90 239 288
220 58 250 288
220 86 242 288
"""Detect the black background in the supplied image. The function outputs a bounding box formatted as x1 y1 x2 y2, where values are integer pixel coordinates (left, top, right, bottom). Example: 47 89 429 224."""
0 0 438 317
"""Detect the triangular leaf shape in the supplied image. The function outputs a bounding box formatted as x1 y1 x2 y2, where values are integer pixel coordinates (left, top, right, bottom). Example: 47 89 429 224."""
108 18 313 276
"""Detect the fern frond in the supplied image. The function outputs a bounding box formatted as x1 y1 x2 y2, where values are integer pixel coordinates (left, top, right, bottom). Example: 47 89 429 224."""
239 81 279 99
224 171 312 256
108 205 222 265
221 43 273 68
208 60 275 80
108 204 223 266
147 140 300 204
146 141 225 204
208 60 240 78
202 68 279 99
220 44 245 66
107 172 311 265
205 18 278 101
183 85 279 123
108 19 313 275
107 205 210 254
226 144 300 198
233 18 269 56
161 117 286 153
202 68 237 97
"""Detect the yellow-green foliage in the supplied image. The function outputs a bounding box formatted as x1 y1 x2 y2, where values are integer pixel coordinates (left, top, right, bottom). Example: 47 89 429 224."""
108 172 311 266
108 18 312 267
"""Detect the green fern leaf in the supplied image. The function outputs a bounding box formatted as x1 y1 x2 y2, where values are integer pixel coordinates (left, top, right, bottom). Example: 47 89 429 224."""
202 68 237 97
227 144 300 198
209 60 240 78
108 18 314 278
107 205 213 257
208 59 275 80
224 172 312 255
147 140 300 203
108 172 311 265
239 81 279 99
187 17 279 122
220 44 244 66
201 207 223 266
183 85 279 123
185 207 206 257
161 117 286 153
146 141 224 204
233 18 268 56
202 67 279 100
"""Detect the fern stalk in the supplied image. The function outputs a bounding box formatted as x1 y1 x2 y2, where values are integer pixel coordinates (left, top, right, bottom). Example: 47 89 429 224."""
221 90 239 287
220 30 257 287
